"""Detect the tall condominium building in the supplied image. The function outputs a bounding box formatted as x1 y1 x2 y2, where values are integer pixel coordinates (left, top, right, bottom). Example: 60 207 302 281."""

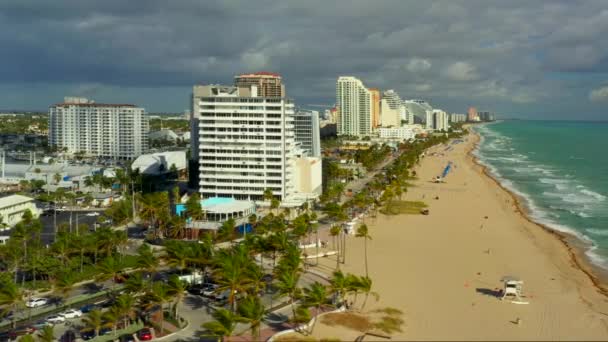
404 100 432 124
336 76 372 136
191 83 296 201
234 72 285 97
426 109 449 131
294 110 321 157
478 111 495 121
369 88 381 129
380 89 407 128
450 113 467 123
467 106 479 121
49 97 148 159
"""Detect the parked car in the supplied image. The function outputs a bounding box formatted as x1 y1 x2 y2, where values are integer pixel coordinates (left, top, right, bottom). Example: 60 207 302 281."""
119 333 136 342
5 326 37 340
187 284 206 296
46 315 66 325
202 284 220 297
137 328 153 341
80 329 96 341
60 330 77 342
25 297 48 308
60 309 83 319
79 304 98 313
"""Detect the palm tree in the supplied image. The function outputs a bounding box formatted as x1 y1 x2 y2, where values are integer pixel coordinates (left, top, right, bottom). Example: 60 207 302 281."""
237 296 265 340
53 271 76 305
37 325 54 342
19 335 34 342
302 282 331 335
124 272 147 297
358 276 379 310
115 294 136 329
201 308 238 338
167 275 187 320
213 246 253 312
330 270 348 308
164 241 190 274
329 225 342 270
145 281 172 335
355 224 372 277
0 278 25 328
136 243 159 278
96 256 124 291
103 306 121 336
274 268 301 321
82 309 103 338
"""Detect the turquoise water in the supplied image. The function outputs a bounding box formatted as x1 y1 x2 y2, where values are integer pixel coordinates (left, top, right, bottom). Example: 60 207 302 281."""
474 121 608 269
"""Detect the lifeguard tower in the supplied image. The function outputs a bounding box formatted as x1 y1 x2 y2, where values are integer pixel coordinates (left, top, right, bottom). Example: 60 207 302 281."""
500 276 529 304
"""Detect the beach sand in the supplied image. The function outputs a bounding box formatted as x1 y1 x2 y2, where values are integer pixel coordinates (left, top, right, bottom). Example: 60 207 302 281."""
309 131 608 340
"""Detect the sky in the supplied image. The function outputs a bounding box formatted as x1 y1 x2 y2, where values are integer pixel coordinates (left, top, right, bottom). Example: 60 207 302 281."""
1 0 608 119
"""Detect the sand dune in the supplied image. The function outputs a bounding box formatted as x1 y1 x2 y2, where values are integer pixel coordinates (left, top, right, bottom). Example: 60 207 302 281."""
310 132 608 341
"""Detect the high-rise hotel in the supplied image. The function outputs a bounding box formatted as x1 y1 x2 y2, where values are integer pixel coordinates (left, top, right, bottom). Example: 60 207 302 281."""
48 97 148 159
191 73 321 203
336 76 372 136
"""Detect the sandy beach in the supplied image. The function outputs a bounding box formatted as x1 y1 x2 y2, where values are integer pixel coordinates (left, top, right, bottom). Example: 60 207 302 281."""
309 130 608 340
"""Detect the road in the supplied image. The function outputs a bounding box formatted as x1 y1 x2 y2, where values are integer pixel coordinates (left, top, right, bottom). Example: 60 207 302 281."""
38 209 106 244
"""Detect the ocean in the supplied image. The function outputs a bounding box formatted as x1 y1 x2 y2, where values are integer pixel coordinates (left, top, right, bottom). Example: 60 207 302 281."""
473 120 608 270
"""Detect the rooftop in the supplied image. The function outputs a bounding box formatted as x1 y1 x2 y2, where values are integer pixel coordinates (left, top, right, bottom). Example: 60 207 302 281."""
236 71 281 78
52 103 139 108
0 194 35 208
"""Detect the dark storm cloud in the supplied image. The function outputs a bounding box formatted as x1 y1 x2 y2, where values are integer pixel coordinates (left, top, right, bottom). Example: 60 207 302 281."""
0 0 607 118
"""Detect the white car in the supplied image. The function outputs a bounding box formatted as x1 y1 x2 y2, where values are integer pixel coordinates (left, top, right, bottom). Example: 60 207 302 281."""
60 309 83 319
86 212 100 217
26 298 48 308
45 315 66 325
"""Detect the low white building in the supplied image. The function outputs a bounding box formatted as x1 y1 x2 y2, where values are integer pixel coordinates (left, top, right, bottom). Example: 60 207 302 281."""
0 194 40 227
378 127 417 141
131 151 187 175
450 113 467 123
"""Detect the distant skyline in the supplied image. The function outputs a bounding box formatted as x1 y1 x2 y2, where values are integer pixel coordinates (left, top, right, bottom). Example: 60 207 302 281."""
1 1 607 119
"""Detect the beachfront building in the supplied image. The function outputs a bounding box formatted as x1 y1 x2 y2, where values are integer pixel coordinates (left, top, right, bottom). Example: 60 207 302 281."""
404 100 432 124
450 113 467 123
467 106 480 122
426 109 449 131
336 76 372 136
49 97 148 159
131 151 187 175
0 194 40 227
369 88 381 129
478 111 495 122
380 89 408 128
294 110 321 157
378 126 418 141
191 76 321 206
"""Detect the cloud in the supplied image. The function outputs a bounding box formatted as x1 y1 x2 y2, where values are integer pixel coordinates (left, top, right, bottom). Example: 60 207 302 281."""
406 58 431 72
0 0 606 118
444 62 479 81
414 83 432 92
589 86 608 102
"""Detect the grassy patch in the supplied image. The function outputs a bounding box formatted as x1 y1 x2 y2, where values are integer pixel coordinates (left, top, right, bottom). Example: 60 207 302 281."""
320 312 372 332
380 200 428 215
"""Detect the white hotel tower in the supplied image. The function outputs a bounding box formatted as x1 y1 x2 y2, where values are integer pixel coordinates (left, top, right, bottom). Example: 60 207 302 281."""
191 83 298 201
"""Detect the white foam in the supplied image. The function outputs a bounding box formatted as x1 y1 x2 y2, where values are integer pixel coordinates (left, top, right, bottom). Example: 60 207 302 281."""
586 228 608 236
580 189 606 201
585 245 608 270
539 178 569 185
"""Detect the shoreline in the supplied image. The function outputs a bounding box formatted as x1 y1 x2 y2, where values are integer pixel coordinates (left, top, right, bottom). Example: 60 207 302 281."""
467 126 608 296
306 127 608 340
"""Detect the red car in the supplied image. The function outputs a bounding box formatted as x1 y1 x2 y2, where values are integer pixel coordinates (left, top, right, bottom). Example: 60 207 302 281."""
137 328 153 341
